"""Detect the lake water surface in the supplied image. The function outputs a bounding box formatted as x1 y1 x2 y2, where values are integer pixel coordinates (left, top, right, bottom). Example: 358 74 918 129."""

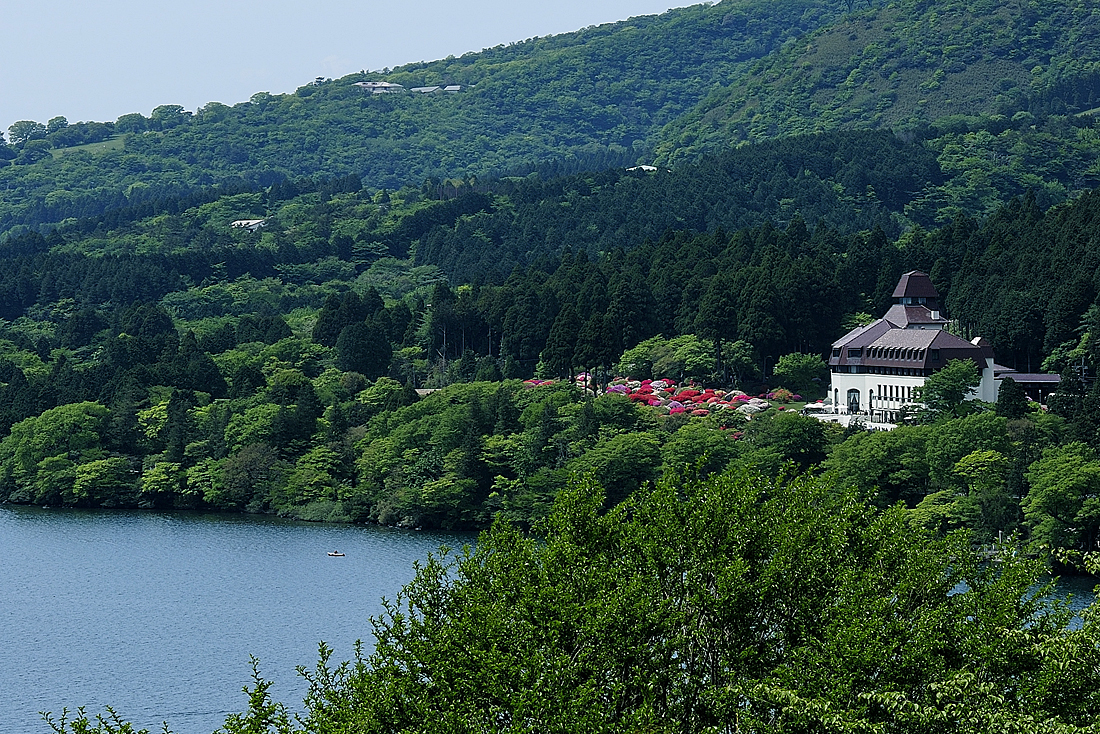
0 506 473 734
2 506 1096 734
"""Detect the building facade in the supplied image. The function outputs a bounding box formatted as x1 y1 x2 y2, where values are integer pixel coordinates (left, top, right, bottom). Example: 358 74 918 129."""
828 271 998 421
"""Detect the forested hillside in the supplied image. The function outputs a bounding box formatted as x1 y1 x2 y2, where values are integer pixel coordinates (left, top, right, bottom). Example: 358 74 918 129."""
24 3 1100 732
657 0 1100 160
4 0 1100 570
11 0 1100 242
0 0 848 239
2 145 1100 567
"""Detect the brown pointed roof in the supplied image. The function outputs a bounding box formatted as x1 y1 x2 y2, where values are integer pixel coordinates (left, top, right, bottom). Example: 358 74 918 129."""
882 304 948 328
891 271 940 299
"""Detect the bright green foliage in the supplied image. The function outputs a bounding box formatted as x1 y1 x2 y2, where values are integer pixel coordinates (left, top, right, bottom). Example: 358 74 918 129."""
924 411 1010 488
346 382 731 528
911 448 1014 539
184 458 224 505
823 424 932 506
660 419 745 476
615 334 716 382
1024 442 1100 553
565 431 662 506
770 351 829 396
0 401 113 504
916 358 982 419
954 448 1016 538
224 404 281 451
284 446 342 504
72 457 137 506
140 461 184 499
724 339 759 386
43 706 172 734
261 467 1100 733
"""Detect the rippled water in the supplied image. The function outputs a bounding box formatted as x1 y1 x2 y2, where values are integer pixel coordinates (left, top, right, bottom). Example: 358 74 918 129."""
0 506 472 734
1042 572 1098 626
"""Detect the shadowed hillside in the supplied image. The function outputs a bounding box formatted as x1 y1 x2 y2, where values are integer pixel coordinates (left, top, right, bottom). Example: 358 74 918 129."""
657 0 1100 162
0 0 848 239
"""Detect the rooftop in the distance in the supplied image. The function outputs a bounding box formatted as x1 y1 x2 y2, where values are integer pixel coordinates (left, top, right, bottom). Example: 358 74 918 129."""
892 270 940 300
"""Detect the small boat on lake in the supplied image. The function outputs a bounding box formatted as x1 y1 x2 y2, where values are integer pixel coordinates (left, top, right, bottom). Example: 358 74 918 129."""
327 551 345 557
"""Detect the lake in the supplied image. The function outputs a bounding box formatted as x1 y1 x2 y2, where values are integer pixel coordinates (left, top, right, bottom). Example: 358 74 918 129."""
0 506 473 734
1 506 1096 734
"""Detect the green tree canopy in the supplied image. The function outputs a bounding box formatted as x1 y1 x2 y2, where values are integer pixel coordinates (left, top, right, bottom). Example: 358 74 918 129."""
214 466 1100 734
7 120 46 145
917 358 982 419
1024 441 1100 553
770 351 829 396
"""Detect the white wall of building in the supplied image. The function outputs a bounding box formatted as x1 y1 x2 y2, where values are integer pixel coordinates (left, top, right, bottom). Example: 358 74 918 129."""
829 357 999 418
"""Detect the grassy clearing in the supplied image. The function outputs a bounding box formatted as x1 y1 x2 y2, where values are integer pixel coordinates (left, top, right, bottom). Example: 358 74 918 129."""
50 135 125 158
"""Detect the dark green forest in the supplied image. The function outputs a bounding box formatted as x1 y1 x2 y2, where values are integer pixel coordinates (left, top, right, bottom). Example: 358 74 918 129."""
19 0 1100 731
11 0 1100 242
0 0 849 238
4 153 1100 564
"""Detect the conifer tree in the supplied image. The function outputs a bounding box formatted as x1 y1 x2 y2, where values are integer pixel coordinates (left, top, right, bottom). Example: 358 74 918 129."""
542 303 580 379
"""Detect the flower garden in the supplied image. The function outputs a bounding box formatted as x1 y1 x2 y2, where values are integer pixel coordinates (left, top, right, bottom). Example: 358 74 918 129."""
522 375 823 418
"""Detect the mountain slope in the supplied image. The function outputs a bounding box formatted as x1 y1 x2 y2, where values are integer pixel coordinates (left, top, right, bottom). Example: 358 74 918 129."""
656 0 1100 162
0 0 847 239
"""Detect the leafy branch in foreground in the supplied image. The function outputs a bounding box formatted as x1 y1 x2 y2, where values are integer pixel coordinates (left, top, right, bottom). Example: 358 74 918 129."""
39 465 1100 732
218 657 295 734
290 467 1100 732
41 707 171 734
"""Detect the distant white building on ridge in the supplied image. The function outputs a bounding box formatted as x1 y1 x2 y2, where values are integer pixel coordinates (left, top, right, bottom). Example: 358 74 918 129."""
230 219 266 232
353 81 406 94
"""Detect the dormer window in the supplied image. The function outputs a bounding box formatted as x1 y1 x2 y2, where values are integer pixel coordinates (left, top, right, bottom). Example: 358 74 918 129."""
832 348 840 357
931 349 940 361
848 348 863 358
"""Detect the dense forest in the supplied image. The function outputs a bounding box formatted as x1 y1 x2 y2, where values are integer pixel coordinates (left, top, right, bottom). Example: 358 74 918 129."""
2 157 1100 566
0 0 849 238
19 1 1100 732
10 0 1100 241
657 0 1100 159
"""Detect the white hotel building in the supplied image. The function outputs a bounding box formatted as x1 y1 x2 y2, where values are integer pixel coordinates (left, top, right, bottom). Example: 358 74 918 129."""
828 271 999 422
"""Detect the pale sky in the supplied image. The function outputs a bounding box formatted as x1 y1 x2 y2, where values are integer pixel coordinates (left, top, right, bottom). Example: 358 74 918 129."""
2 1 697 135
